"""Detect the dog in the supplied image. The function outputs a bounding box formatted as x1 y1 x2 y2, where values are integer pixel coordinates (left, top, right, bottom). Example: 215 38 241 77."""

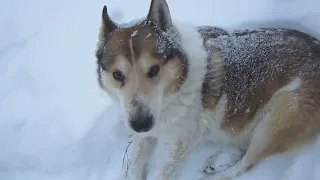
95 0 320 179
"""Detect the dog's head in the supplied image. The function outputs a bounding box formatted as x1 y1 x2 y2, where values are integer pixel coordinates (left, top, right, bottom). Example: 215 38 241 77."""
95 0 188 133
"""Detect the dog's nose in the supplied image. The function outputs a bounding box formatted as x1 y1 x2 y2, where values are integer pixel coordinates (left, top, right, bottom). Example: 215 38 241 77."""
129 114 154 133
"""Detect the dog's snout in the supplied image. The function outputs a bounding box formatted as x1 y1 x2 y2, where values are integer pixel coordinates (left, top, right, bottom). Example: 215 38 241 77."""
128 95 155 133
129 114 154 133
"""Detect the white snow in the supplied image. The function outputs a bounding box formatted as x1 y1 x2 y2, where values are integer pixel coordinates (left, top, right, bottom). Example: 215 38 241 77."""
131 30 138 37
1 0 320 180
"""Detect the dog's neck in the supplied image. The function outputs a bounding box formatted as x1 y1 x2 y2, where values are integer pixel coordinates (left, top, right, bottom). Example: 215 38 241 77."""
159 21 208 125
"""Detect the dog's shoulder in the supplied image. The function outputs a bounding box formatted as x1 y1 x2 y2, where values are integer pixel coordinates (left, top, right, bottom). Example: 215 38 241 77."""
197 25 229 45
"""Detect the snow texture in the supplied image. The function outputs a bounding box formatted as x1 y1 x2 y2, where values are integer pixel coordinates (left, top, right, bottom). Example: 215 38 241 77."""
1 0 320 180
131 30 139 37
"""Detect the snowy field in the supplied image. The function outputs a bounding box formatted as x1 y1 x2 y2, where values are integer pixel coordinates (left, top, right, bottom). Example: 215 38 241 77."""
1 0 320 179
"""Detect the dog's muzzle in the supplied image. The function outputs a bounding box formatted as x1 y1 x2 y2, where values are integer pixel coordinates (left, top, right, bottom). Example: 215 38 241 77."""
129 96 154 133
129 113 154 133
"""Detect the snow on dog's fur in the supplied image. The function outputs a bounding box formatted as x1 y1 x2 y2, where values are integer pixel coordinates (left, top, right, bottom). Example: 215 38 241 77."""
95 0 320 179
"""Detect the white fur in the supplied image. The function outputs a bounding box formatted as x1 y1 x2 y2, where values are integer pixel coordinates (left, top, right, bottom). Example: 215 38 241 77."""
152 20 208 138
126 20 208 180
123 19 311 180
124 18 307 180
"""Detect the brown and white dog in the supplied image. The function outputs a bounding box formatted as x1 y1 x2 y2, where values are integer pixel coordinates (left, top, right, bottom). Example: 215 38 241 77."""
95 0 320 179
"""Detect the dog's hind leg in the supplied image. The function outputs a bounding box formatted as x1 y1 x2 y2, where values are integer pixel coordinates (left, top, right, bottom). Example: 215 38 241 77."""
200 84 320 180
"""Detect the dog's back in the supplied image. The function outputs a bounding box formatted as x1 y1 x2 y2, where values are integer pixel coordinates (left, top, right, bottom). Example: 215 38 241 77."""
197 26 229 42
202 28 320 133
198 27 320 179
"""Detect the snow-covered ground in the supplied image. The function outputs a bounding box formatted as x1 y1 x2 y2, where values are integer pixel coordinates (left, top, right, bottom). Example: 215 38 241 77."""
1 0 320 179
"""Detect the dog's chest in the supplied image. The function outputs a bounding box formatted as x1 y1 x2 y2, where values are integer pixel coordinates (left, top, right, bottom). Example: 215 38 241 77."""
157 110 201 141
152 94 203 141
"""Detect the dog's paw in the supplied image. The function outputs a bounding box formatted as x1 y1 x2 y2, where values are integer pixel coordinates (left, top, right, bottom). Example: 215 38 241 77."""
121 170 143 180
120 175 130 180
121 175 143 180
199 173 231 180
202 148 243 174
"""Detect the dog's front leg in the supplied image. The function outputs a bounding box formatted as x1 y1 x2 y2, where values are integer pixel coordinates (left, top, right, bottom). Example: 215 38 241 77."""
127 136 157 180
155 132 202 180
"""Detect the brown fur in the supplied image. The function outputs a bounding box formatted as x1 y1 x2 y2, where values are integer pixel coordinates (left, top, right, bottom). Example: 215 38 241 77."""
96 17 188 99
237 80 320 173
201 28 320 134
197 26 229 42
195 27 320 178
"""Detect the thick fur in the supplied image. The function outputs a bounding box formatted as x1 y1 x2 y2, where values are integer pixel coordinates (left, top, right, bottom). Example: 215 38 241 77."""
95 1 320 180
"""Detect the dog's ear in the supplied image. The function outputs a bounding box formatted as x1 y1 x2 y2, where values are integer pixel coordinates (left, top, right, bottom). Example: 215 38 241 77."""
101 5 117 37
147 0 172 32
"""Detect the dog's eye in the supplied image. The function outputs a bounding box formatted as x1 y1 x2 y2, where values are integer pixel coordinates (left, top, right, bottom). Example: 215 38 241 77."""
113 70 125 82
147 65 160 78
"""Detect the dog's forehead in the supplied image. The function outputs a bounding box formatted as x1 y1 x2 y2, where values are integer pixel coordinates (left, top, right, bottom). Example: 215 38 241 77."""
105 24 167 62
